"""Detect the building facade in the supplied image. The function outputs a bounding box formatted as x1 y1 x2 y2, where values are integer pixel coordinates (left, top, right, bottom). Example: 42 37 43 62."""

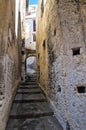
0 0 25 130
25 5 37 50
36 0 86 130
22 4 37 79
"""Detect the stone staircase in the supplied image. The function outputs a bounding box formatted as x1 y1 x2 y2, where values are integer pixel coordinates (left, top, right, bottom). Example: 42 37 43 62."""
6 75 63 130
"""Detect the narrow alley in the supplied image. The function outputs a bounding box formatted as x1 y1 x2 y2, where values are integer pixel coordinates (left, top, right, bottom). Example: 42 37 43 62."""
0 0 86 130
6 74 63 130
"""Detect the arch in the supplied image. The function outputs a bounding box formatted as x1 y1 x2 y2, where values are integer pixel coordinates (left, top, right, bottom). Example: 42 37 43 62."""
26 53 36 58
25 55 37 77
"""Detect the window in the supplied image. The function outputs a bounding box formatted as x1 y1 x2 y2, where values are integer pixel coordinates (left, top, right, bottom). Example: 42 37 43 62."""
38 53 40 59
21 50 25 55
33 20 36 32
54 28 56 36
77 86 86 93
72 47 80 56
42 40 46 49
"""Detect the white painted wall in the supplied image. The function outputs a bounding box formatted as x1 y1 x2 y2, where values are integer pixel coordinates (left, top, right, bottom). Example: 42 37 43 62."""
25 5 37 50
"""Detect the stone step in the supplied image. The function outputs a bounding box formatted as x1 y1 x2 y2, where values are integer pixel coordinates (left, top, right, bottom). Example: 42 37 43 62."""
24 80 37 83
22 80 37 82
19 84 38 87
28 76 37 78
29 78 37 80
19 86 39 89
17 91 43 94
21 81 37 83
15 93 46 101
6 81 63 130
6 116 63 130
10 102 53 119
26 77 37 79
13 99 47 103
18 88 42 93
26 80 37 83
10 112 54 119
20 82 37 85
25 76 37 78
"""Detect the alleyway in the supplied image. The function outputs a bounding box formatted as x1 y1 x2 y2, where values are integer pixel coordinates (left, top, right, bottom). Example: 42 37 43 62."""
1 0 86 130
6 74 63 130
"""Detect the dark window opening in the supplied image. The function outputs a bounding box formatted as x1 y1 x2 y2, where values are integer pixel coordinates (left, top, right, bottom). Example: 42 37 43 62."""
21 50 25 55
77 86 86 93
54 28 56 36
43 40 46 49
58 85 61 92
38 53 40 59
33 20 36 32
72 47 80 56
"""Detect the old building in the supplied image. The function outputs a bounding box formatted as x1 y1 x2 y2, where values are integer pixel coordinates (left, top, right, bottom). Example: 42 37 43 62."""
25 5 37 50
0 0 25 130
36 0 86 130
22 4 37 79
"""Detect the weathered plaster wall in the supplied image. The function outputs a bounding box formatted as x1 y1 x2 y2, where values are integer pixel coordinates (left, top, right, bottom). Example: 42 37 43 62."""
36 0 86 129
25 18 36 50
0 0 21 130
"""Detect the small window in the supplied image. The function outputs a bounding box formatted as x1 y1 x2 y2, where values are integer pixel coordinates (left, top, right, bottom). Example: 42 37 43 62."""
72 47 80 56
77 86 86 93
54 28 56 36
38 53 40 59
57 85 61 92
21 50 25 55
42 40 46 49
33 20 36 32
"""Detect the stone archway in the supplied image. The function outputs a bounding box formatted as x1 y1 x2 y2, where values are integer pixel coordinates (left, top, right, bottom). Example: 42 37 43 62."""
25 56 37 77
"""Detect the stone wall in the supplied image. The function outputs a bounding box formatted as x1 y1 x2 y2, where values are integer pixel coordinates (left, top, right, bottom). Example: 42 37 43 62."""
0 1 21 130
36 0 86 129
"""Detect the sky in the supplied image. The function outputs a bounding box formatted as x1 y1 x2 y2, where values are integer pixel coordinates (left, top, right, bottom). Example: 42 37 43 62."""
29 0 38 5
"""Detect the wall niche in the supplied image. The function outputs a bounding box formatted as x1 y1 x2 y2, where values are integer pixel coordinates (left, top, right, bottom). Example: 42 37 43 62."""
72 47 80 56
77 86 86 93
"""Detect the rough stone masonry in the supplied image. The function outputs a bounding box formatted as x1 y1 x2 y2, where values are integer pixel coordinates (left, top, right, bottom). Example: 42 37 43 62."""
0 0 21 130
36 0 86 129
